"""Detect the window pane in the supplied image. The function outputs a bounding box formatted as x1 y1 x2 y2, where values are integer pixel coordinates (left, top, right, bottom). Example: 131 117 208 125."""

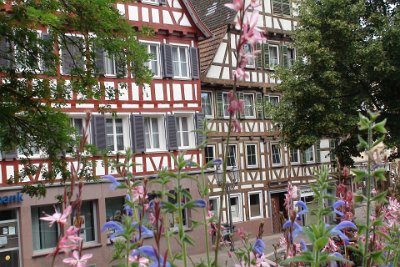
116 135 124 150
209 198 218 217
205 146 215 165
115 119 123 134
201 92 212 116
182 132 189 147
106 136 114 150
223 93 230 117
179 48 187 62
105 119 113 134
32 205 59 250
182 117 188 131
153 133 160 148
173 62 180 76
144 118 151 149
73 118 83 135
227 145 236 167
172 47 179 61
74 201 95 242
249 194 261 217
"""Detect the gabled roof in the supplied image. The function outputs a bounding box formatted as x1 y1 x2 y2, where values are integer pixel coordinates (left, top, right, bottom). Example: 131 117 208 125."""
180 0 213 39
198 25 227 73
188 0 236 31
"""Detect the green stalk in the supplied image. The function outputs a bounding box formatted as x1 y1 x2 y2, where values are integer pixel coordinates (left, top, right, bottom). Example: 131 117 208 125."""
363 126 373 267
177 169 188 267
200 168 211 266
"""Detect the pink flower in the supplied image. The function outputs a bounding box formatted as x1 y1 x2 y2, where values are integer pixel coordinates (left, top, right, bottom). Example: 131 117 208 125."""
237 227 246 240
149 212 156 224
232 118 242 132
58 226 82 254
241 10 266 45
132 186 146 202
40 205 72 227
233 67 248 80
63 251 93 267
224 0 244 11
227 99 244 114
206 210 214 220
250 0 260 8
129 255 149 266
322 238 339 253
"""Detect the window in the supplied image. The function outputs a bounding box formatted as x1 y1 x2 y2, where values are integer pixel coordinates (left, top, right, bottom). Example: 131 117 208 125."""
244 94 255 118
144 117 160 150
246 144 258 168
61 36 84 75
143 43 161 77
243 44 254 67
269 95 280 106
208 197 219 218
281 45 295 68
32 205 60 251
230 194 242 222
249 192 262 219
204 145 215 166
201 92 213 117
168 190 189 230
305 146 314 163
105 118 124 151
272 0 291 16
72 201 97 243
290 148 299 163
226 144 237 167
271 144 281 165
71 118 84 138
268 45 279 69
172 46 189 78
105 197 125 244
222 92 230 117
176 117 190 148
142 0 158 4
104 51 116 76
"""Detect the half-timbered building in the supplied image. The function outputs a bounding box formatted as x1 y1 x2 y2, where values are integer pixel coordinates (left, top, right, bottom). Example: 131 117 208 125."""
0 1 212 266
191 0 334 238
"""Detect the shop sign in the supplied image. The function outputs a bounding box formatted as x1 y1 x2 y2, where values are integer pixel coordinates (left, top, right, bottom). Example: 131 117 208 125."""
0 192 23 205
300 188 314 197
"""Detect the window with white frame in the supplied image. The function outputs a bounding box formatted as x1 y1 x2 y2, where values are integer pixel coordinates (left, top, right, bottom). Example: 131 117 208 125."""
104 51 116 76
249 192 262 219
222 92 230 117
268 45 279 69
142 0 158 4
246 144 258 168
269 95 280 106
71 200 97 243
244 93 255 118
305 146 314 163
144 117 161 150
204 145 215 166
230 194 242 222
71 118 84 138
105 197 125 244
271 144 281 165
208 197 219 219
243 44 254 67
290 148 299 163
272 0 291 16
168 190 189 230
176 116 191 148
201 92 213 117
105 118 124 151
226 144 237 167
143 42 161 77
32 204 60 251
172 46 189 78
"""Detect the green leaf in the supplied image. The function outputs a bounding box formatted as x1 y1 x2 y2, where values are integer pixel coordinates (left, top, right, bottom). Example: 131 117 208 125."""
315 236 329 251
358 113 370 130
352 169 367 182
372 191 387 203
373 168 386 181
357 135 368 150
369 251 384 264
354 194 366 203
281 253 314 264
373 119 387 134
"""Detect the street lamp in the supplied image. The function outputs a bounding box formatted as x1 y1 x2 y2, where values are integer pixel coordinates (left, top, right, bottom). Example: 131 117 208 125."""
213 159 239 251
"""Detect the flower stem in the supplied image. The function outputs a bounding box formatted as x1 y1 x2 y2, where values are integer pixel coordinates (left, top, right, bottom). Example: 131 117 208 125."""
363 126 373 267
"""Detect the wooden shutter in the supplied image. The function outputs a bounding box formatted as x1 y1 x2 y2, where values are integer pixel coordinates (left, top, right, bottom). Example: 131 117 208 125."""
1 149 18 161
255 43 263 69
281 45 289 68
190 47 200 79
256 93 264 119
216 92 224 118
195 113 205 146
161 44 174 78
91 115 107 150
315 142 321 163
95 48 105 76
131 115 145 153
263 44 269 69
166 115 178 151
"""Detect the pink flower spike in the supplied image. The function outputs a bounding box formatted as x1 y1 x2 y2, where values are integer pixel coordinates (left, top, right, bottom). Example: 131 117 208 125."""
224 0 244 11
232 119 242 132
132 186 146 202
40 205 72 227
63 251 93 267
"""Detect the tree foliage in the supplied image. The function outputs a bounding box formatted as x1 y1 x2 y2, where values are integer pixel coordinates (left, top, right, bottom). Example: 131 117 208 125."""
273 0 400 163
0 0 152 162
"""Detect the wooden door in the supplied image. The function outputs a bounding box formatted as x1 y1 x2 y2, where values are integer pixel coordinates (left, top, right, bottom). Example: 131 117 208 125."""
271 194 282 233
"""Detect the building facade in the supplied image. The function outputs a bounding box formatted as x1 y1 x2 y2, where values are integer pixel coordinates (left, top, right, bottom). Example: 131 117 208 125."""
0 0 211 266
191 0 334 238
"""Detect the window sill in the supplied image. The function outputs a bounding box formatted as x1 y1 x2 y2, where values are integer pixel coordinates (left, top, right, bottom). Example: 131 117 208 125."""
145 149 168 153
272 164 282 167
141 1 160 6
32 242 101 258
249 216 263 220
247 165 259 169
172 76 191 81
205 115 214 119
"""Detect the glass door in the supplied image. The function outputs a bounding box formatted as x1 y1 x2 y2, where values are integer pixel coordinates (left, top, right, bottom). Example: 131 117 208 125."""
0 209 20 267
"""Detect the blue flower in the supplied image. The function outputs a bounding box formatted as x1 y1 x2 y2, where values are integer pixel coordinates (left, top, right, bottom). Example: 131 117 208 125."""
333 200 345 217
131 245 171 267
102 175 121 190
124 194 133 216
136 224 154 239
329 252 344 267
252 239 266 255
295 200 308 216
193 199 207 208
330 221 357 245
282 220 303 240
300 239 308 251
101 221 124 239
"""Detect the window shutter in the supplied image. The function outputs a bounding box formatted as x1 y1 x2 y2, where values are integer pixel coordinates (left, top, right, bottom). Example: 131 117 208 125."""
91 115 107 150
216 92 224 118
281 45 289 68
255 43 263 69
132 115 145 153
41 33 54 73
115 54 126 78
1 149 18 161
166 115 178 151
195 113 206 146
256 93 264 119
61 36 84 75
263 44 269 69
95 48 105 76
315 143 321 163
190 47 200 79
161 44 174 78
